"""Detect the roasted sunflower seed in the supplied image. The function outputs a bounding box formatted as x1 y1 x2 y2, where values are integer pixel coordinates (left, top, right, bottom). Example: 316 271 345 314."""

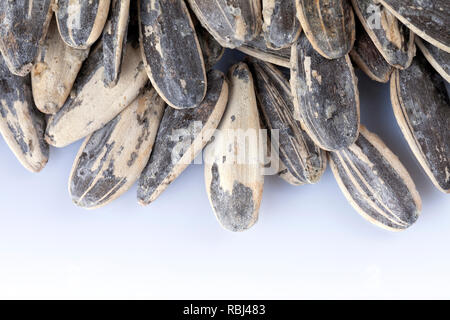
238 34 291 68
415 37 450 83
204 63 264 232
0 0 53 76
0 55 49 173
31 17 90 115
351 0 416 69
187 0 262 48
350 21 394 83
391 53 450 193
378 0 450 52
291 33 360 151
329 125 421 231
278 162 305 186
69 86 165 209
138 0 206 109
248 58 326 184
45 42 148 148
102 0 130 88
196 24 225 71
295 0 356 59
262 0 301 50
138 70 229 205
55 0 110 49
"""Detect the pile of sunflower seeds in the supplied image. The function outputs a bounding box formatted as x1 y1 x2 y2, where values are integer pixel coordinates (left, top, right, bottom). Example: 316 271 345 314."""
0 0 448 232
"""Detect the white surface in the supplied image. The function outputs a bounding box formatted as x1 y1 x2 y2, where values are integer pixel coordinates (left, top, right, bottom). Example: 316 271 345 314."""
0 50 449 299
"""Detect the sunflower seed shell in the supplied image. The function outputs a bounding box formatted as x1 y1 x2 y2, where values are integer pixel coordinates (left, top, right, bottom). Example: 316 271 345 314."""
350 22 394 83
138 70 228 205
31 18 90 115
0 56 49 172
391 54 450 193
187 0 262 48
291 34 360 151
248 58 326 184
330 125 421 231
296 0 355 59
196 25 225 71
0 0 53 76
262 0 301 50
378 0 450 53
69 86 165 209
46 42 148 148
415 37 450 83
102 0 130 87
139 0 206 109
204 63 264 232
351 0 415 69
55 0 110 49
238 35 291 68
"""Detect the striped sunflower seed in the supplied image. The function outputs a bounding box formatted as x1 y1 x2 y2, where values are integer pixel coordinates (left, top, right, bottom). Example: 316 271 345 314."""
55 0 110 49
138 0 206 109
415 37 450 83
391 53 450 193
102 0 130 88
69 86 165 209
187 0 262 48
204 63 264 232
329 125 421 231
291 33 360 151
351 0 416 69
31 17 90 114
248 58 326 184
350 21 394 83
378 0 450 52
0 0 53 76
0 55 49 173
138 70 228 205
262 0 302 50
238 34 291 68
196 24 225 71
295 0 356 59
45 42 148 148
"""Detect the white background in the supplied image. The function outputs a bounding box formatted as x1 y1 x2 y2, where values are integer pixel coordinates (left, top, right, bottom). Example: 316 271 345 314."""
0 50 449 299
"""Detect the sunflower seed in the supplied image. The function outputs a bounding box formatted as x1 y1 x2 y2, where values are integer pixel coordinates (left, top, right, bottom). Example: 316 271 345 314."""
262 0 301 50
329 126 421 231
248 58 326 184
238 35 291 68
45 42 148 148
391 53 450 193
139 0 206 109
188 8 225 71
415 37 450 83
204 63 264 232
278 162 305 186
102 0 130 87
31 18 89 115
291 33 360 151
0 56 49 173
351 0 415 69
138 70 229 205
187 0 262 48
0 0 53 76
350 21 394 83
295 0 355 59
55 0 110 49
196 24 225 71
378 0 450 53
69 86 165 209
